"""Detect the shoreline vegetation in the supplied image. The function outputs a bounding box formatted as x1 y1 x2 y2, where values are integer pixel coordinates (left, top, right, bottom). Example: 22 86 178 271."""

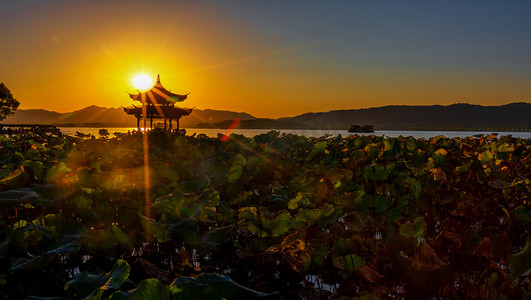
0 130 529 298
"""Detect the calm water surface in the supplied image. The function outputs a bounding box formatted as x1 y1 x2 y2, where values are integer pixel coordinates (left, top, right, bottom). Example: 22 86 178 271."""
59 127 531 139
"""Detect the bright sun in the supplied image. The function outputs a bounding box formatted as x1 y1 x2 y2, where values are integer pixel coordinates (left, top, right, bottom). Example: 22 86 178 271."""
131 74 154 92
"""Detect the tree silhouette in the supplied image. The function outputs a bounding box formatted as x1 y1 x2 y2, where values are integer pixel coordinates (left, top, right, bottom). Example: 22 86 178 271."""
0 83 20 121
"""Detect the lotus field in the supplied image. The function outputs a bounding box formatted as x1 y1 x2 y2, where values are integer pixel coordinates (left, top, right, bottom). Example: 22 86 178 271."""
0 131 530 299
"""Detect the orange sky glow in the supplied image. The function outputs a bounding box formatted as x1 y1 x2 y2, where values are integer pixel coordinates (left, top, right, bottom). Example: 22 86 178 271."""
1 1 530 118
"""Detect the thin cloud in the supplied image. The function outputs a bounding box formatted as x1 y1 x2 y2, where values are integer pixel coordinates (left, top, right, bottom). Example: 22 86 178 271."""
178 43 313 75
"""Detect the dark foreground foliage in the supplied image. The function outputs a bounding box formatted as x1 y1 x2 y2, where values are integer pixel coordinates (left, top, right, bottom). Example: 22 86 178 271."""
0 130 530 299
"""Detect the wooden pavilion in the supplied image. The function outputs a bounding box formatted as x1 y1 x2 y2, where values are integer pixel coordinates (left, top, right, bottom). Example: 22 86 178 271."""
123 75 192 131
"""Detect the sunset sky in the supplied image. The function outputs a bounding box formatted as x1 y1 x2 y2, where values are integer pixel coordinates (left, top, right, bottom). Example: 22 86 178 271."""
1 0 530 118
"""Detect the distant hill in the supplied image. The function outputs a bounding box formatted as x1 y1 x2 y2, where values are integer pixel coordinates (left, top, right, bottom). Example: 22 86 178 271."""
281 103 530 131
198 102 531 131
1 106 256 128
180 109 255 127
59 106 135 125
1 109 64 124
196 118 303 129
2 102 529 131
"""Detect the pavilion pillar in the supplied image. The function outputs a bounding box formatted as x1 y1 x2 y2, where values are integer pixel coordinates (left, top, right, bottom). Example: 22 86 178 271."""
150 116 153 129
169 118 172 131
164 118 167 131
177 117 180 131
136 117 140 130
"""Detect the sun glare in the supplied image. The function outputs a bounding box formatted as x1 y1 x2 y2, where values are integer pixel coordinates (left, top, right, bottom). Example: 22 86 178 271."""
131 74 154 92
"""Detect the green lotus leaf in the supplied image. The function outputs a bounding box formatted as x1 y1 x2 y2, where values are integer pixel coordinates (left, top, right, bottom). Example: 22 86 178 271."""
478 150 494 164
0 166 29 191
333 238 352 257
0 188 43 207
44 162 72 183
111 225 133 248
66 259 130 299
512 206 531 225
45 233 81 255
198 188 220 222
200 225 234 251
404 138 417 151
510 236 531 275
496 142 515 154
169 273 280 300
10 253 55 272
287 193 312 210
455 161 472 174
261 212 292 237
399 217 427 239
383 139 396 153
141 216 169 243
311 245 327 268
364 143 382 159
374 195 392 212
84 228 116 252
246 155 264 176
228 154 246 183
410 181 422 199
239 208 291 237
238 207 259 224
307 141 327 161
109 279 170 300
23 160 44 180
431 148 448 166
295 205 342 225
334 254 364 278
362 163 390 181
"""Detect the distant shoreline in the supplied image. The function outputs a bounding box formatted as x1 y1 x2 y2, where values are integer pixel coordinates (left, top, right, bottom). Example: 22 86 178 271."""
1 122 526 132
57 124 531 132
1 121 529 132
56 127 531 139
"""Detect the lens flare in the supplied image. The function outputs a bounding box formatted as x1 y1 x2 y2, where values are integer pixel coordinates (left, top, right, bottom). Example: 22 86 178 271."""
131 74 154 92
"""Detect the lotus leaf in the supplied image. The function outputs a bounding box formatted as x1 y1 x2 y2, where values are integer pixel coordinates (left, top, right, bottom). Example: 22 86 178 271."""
399 217 427 239
169 273 280 300
66 259 130 299
109 279 170 300
510 236 531 275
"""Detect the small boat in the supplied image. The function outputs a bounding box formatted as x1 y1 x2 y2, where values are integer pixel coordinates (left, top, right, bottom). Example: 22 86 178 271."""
348 125 374 133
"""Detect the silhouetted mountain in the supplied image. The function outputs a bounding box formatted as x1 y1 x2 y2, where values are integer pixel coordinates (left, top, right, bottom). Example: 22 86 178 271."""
180 109 255 127
1 106 256 128
196 118 302 129
198 103 530 131
59 105 135 125
280 103 530 131
1 109 63 124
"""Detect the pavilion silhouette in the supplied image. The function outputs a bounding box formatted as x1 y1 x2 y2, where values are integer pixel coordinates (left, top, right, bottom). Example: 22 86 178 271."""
123 75 192 131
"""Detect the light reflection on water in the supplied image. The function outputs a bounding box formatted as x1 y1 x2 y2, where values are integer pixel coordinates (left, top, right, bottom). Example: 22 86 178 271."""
59 127 531 139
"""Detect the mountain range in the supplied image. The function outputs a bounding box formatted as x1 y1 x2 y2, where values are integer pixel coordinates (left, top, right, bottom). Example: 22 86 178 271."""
1 106 255 128
1 103 530 131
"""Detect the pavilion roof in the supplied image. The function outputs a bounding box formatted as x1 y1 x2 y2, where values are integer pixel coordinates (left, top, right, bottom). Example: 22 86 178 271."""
128 75 188 105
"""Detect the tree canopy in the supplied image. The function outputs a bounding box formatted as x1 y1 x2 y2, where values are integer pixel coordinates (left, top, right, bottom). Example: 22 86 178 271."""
0 83 20 121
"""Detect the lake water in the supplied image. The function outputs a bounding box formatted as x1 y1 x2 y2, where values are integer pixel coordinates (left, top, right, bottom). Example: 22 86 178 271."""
59 127 531 139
